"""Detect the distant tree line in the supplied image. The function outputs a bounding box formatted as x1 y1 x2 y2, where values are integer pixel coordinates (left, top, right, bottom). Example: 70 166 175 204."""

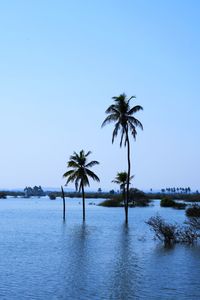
160 187 197 194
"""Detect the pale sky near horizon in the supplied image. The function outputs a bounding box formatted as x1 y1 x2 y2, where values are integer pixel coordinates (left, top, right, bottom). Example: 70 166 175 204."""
0 1 200 191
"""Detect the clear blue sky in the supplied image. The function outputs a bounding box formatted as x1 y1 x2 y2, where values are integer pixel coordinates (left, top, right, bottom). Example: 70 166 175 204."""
0 0 199 191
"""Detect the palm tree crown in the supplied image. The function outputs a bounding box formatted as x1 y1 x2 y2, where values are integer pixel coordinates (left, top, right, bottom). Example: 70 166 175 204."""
102 93 143 146
112 171 134 212
63 150 100 191
112 172 134 191
63 150 100 221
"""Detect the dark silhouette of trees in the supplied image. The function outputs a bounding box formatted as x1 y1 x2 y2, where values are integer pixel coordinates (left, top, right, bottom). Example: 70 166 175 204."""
163 187 192 194
24 186 44 197
63 150 100 221
112 172 133 215
98 188 102 193
102 93 143 223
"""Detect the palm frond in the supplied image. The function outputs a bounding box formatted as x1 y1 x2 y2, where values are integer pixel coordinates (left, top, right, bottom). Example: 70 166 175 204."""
65 172 79 185
69 152 79 162
82 175 90 188
101 114 119 127
63 169 76 178
85 160 99 168
75 177 81 191
112 179 120 184
85 169 100 182
128 121 137 139
112 93 126 102
112 95 122 102
105 105 119 114
128 105 143 115
120 127 126 147
112 122 121 143
127 95 136 106
128 116 143 130
85 150 92 157
67 161 80 168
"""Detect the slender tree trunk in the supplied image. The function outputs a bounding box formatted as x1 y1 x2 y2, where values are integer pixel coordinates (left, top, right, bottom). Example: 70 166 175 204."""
81 182 86 221
126 128 131 224
122 186 126 218
61 186 66 221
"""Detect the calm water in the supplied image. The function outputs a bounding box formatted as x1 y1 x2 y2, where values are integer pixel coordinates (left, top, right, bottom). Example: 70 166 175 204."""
0 197 199 300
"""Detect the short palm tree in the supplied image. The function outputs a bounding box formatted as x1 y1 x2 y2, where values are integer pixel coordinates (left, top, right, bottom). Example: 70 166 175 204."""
102 93 143 223
112 172 134 214
63 150 100 221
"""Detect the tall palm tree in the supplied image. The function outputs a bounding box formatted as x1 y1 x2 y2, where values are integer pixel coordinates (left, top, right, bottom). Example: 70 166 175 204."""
102 93 143 223
63 150 100 221
112 172 134 215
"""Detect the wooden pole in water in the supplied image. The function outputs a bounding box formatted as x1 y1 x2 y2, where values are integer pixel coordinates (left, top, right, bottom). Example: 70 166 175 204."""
61 186 66 221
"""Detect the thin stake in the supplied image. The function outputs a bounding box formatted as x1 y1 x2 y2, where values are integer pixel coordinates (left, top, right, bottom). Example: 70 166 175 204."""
61 186 66 221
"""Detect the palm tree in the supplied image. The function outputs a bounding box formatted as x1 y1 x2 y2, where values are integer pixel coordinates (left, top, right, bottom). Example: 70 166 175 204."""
112 172 134 215
102 93 143 223
63 150 100 221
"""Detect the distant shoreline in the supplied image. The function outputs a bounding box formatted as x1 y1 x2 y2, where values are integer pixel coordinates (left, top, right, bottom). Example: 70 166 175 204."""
0 190 200 202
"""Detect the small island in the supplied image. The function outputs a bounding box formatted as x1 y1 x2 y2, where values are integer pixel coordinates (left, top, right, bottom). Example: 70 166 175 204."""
24 186 45 197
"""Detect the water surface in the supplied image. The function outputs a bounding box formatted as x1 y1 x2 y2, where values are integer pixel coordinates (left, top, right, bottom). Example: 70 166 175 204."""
0 197 199 299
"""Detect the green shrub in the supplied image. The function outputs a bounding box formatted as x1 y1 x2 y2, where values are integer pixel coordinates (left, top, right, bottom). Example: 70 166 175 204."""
99 193 151 208
98 198 122 207
186 204 200 217
160 197 186 209
160 197 175 207
130 198 151 207
0 192 7 199
173 202 186 209
129 188 151 207
49 194 56 200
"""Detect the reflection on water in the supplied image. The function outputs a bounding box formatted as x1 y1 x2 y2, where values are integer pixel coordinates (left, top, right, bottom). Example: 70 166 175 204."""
0 197 199 299
108 225 141 300
59 223 91 299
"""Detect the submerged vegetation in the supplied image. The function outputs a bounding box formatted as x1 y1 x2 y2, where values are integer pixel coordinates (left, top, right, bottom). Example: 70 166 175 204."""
146 215 199 246
0 192 7 199
186 204 200 217
147 202 200 246
99 197 123 207
146 216 178 246
160 197 175 207
99 188 150 207
160 197 186 209
48 194 56 200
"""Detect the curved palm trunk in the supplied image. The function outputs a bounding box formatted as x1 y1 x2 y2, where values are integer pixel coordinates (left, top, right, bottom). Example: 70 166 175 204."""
126 128 131 224
81 182 86 221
